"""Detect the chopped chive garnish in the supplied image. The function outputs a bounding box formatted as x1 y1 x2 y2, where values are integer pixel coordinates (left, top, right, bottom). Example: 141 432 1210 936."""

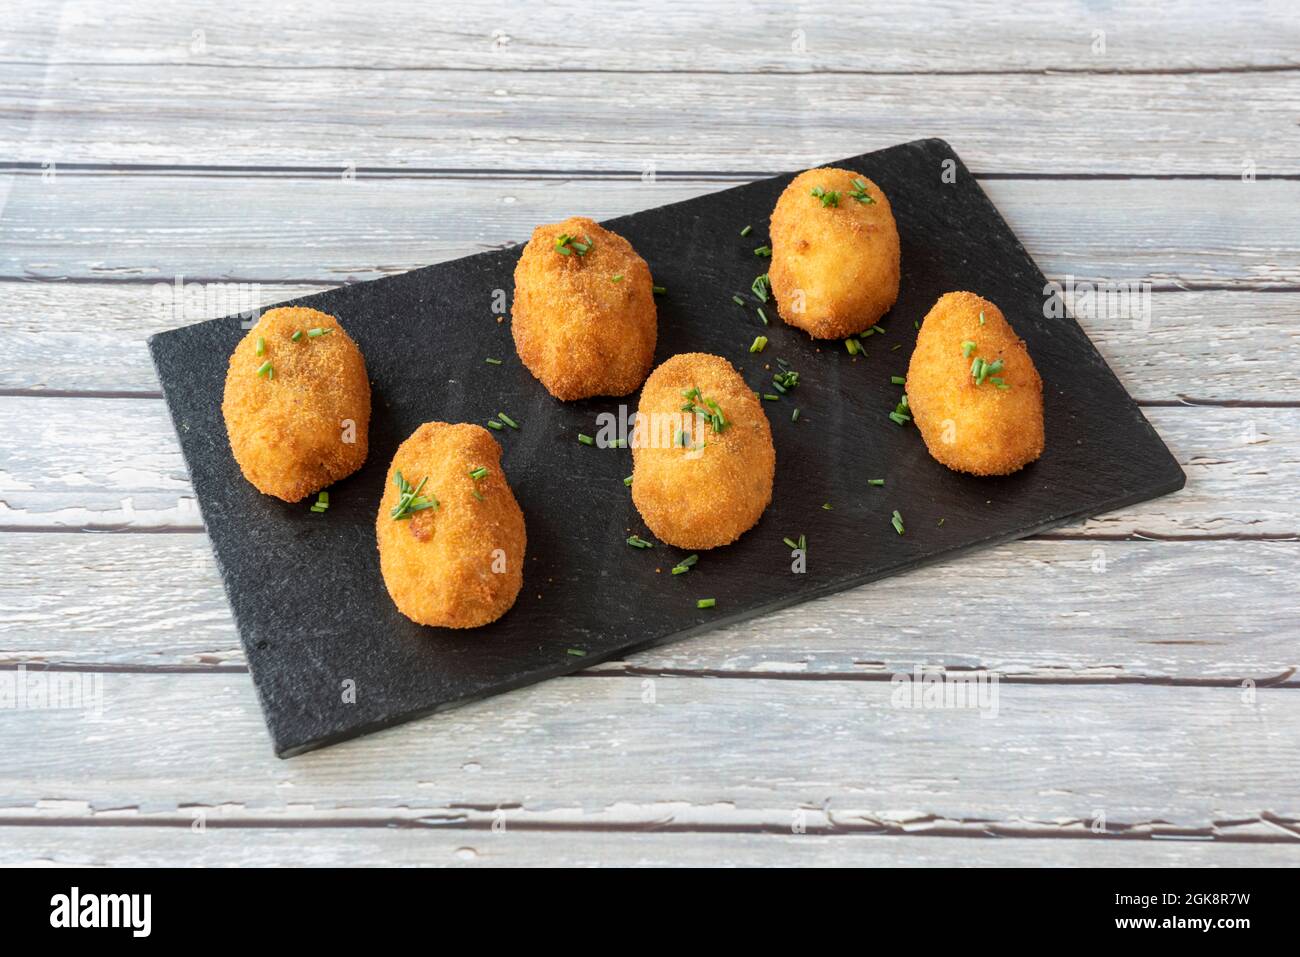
626 534 654 549
979 310 986 325
623 475 633 487
697 598 716 609
961 340 977 358
487 420 503 430
754 246 771 257
890 375 906 386
255 336 265 356
555 233 593 257
810 186 840 207
740 225 753 237
471 489 484 501
783 537 799 550
798 534 806 551
469 466 489 480
751 273 770 302
732 295 746 306
610 274 624 283
749 335 768 353
653 285 666 295
773 369 799 391
391 473 438 521
497 412 519 429
888 410 910 425
891 510 905 535
938 517 946 527
307 327 331 338
291 330 303 342
671 565 689 575
845 338 860 356
485 357 503 365
849 178 875 204
868 478 884 486
822 503 833 511
310 491 329 513
756 307 769 325
567 648 587 657
256 360 273 378
578 433 595 446
762 393 780 401
891 343 902 351
791 407 800 422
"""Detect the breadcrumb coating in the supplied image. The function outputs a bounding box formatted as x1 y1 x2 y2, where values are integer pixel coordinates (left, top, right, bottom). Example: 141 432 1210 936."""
906 291 1045 476
376 422 526 628
511 216 657 400
221 306 370 502
769 167 900 339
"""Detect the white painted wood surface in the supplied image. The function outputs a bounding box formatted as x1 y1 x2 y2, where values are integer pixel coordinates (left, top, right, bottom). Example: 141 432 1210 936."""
1 0 1297 867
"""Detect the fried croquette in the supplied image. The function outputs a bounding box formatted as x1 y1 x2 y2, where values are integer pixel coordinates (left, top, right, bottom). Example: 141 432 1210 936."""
511 216 657 400
631 353 775 549
906 292 1045 476
768 167 900 339
376 422 526 628
221 306 370 502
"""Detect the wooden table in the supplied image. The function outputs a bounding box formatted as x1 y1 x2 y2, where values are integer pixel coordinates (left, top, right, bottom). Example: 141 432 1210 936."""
2 0 1298 867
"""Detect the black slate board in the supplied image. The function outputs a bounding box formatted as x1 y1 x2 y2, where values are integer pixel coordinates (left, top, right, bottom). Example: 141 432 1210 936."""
149 138 1184 757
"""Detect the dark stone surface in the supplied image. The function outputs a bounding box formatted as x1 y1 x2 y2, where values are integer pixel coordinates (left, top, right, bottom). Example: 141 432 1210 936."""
148 139 1184 757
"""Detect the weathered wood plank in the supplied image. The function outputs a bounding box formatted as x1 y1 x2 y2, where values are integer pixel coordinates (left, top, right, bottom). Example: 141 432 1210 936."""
4 825 1298 868
0 397 1292 536
7 0 1298 73
5 282 1297 403
0 175 1295 287
2 533 1295 683
3 68 1298 175
0 674 1295 832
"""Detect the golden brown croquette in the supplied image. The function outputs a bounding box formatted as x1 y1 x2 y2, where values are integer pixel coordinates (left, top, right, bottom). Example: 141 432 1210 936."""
221 307 370 502
906 291 1045 476
768 167 900 339
511 216 657 400
631 353 774 549
376 422 526 628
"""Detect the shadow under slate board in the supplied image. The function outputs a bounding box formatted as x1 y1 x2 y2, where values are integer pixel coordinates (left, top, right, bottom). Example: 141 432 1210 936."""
149 138 1185 757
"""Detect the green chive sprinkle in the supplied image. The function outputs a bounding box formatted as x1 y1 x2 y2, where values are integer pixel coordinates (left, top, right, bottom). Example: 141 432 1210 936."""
732 295 746 306
256 360 273 378
578 433 595 446
754 246 771 257
740 225 753 237
763 393 780 401
751 274 770 303
822 503 833 511
783 537 799 550
307 327 331 338
318 491 329 505
889 410 910 425
623 475 633 487
891 375 906 386
653 285 666 295
845 338 860 356
497 412 519 429
391 473 437 521
255 336 265 356
791 407 800 422
697 598 716 609
487 420 503 430
798 534 806 551
471 489 484 501
757 307 769 325
626 534 653 549
610 274 623 283
961 340 977 357
291 330 303 342
485 357 502 365
938 518 946 527
868 478 884 486
891 343 902 351
891 510 905 535
567 648 587 657
469 466 489 480
749 335 768 353
979 311 986 325
849 178 875 205
810 186 840 207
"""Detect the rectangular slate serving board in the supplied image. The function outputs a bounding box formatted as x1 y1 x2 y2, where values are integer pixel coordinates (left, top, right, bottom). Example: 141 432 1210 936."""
149 138 1185 757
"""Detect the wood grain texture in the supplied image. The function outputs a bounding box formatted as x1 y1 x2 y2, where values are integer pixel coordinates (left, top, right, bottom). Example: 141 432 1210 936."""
4 282 1297 403
7 0 1298 72
5 827 1299 868
2 175 1293 286
2 68 1297 175
0 674 1296 835
1 396 1292 536
2 533 1296 683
